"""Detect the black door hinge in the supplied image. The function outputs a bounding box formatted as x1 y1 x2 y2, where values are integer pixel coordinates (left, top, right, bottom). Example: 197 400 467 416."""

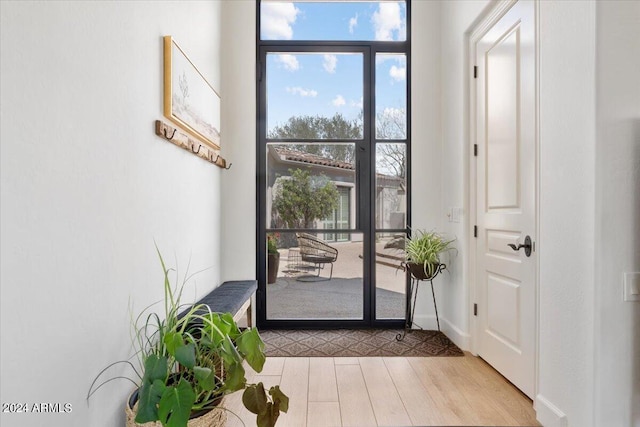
474 303 478 316
474 225 478 238
257 62 263 82
474 144 478 156
473 65 478 79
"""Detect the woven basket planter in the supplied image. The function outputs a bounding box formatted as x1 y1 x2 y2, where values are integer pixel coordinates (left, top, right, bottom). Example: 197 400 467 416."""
125 392 226 427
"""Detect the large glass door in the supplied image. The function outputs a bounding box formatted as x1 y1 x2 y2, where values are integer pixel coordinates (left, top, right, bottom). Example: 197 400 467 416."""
261 49 368 324
257 1 410 328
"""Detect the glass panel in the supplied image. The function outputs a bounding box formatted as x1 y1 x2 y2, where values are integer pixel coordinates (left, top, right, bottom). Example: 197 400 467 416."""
266 52 363 138
375 53 407 139
267 143 356 230
337 188 350 241
321 188 350 242
375 232 406 319
261 2 407 42
266 231 364 320
376 143 406 229
321 220 336 243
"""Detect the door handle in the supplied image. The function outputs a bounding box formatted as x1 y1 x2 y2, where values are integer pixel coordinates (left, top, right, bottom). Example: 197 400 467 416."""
508 235 533 257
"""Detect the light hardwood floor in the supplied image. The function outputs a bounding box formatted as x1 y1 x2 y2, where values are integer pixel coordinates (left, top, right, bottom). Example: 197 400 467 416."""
223 353 540 427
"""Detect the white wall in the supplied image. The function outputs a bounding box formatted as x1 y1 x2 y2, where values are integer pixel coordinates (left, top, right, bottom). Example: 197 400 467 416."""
537 1 597 426
437 0 491 349
0 2 223 426
220 0 257 283
411 0 442 234
594 2 640 426
409 0 448 332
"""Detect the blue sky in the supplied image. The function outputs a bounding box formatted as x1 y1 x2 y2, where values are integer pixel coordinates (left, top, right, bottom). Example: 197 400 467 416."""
262 1 407 134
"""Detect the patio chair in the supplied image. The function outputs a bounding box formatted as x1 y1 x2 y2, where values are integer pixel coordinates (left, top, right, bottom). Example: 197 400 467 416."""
295 232 339 281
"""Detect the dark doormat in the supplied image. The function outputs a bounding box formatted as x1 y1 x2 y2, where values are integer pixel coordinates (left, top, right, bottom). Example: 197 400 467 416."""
260 329 464 357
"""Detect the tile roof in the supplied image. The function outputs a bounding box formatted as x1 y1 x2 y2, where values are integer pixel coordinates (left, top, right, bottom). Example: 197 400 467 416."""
273 147 354 170
271 146 404 186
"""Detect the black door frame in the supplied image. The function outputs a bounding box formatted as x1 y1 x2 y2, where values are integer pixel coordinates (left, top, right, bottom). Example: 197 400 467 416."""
256 1 411 329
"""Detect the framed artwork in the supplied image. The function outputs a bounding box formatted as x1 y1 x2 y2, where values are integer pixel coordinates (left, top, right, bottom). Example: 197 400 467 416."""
163 35 221 150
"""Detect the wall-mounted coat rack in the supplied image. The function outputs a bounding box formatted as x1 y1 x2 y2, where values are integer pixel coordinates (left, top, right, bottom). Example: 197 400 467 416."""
154 120 231 169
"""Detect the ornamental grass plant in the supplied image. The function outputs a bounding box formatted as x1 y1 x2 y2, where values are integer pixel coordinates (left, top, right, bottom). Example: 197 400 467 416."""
405 229 456 278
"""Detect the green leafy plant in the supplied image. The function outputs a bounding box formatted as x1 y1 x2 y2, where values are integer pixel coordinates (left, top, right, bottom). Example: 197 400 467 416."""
267 233 279 255
243 383 289 427
88 247 288 427
404 229 456 278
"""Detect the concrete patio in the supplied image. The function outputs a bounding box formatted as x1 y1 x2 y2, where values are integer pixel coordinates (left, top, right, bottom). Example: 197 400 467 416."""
266 238 408 320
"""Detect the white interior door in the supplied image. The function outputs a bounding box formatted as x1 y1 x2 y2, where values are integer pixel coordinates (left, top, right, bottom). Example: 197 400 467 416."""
475 0 536 399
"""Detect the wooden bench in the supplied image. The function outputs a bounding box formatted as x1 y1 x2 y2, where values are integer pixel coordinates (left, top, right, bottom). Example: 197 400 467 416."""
180 280 257 327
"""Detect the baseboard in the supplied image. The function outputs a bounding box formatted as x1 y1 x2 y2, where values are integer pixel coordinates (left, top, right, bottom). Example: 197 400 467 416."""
535 395 568 427
410 315 471 351
441 317 471 351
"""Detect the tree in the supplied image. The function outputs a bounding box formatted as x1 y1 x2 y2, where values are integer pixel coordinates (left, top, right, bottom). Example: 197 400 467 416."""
376 143 406 178
273 168 339 229
269 113 362 140
269 109 407 174
269 113 361 164
375 108 406 140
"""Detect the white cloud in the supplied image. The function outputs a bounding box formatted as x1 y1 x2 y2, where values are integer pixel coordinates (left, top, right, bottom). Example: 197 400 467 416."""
398 20 407 41
286 86 318 97
389 65 406 81
372 2 403 41
261 2 299 40
350 97 364 109
323 54 337 74
276 54 300 71
375 55 394 65
349 13 358 34
332 95 346 107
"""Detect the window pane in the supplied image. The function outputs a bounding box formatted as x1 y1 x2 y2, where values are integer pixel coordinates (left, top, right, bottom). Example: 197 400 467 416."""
267 143 356 230
261 2 407 42
376 53 407 139
266 52 363 139
266 231 364 320
321 187 350 242
376 143 406 229
375 232 406 319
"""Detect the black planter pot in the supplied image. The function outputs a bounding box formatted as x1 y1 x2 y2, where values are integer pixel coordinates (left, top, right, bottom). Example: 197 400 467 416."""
267 252 280 284
405 262 440 280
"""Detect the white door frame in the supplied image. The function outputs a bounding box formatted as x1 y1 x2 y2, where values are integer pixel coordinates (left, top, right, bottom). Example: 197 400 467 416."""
466 0 540 400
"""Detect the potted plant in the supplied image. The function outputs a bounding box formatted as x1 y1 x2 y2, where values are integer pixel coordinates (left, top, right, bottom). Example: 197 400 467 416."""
88 247 288 427
404 229 456 280
267 233 280 284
